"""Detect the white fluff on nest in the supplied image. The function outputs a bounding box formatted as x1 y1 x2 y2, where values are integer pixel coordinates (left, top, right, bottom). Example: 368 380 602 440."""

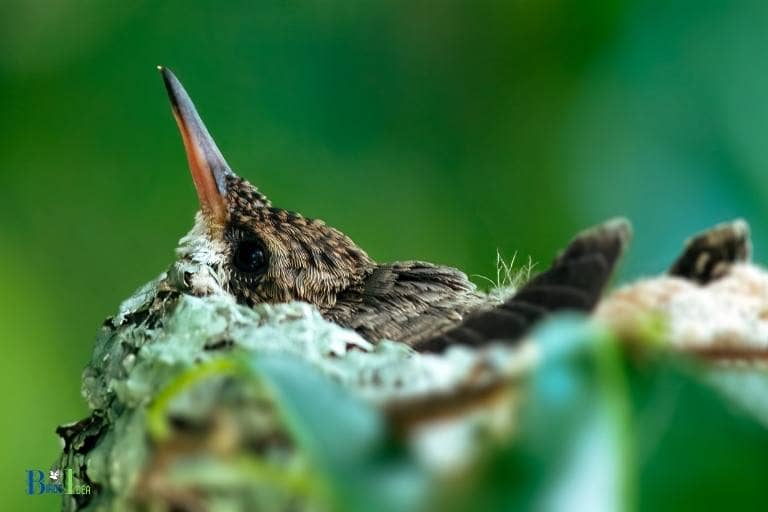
597 263 768 354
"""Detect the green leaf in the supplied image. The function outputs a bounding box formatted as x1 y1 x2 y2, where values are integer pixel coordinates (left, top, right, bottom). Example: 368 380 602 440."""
629 358 768 511
248 354 431 512
449 314 768 512
459 314 632 512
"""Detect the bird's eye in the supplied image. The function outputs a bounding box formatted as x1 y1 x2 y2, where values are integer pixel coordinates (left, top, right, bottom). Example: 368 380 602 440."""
233 240 268 274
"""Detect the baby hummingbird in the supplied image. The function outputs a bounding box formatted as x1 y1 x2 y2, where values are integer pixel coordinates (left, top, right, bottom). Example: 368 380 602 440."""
159 67 630 351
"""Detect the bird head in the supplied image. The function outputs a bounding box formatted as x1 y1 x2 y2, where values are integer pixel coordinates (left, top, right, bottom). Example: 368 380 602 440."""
159 67 374 309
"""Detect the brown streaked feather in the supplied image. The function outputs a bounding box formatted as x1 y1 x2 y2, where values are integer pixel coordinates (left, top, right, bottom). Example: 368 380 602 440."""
327 261 489 345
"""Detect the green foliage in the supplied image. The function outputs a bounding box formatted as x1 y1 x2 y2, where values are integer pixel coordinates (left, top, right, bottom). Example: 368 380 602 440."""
247 355 428 512
447 318 768 512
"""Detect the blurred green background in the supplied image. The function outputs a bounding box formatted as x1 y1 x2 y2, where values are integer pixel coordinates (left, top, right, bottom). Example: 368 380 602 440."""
1 1 767 509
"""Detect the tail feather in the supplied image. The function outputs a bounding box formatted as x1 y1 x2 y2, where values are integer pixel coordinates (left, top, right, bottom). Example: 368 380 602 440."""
414 218 631 353
668 219 751 284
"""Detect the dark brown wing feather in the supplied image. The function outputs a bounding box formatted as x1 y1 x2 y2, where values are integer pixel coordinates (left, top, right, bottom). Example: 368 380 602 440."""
327 261 489 345
668 219 750 284
413 218 631 353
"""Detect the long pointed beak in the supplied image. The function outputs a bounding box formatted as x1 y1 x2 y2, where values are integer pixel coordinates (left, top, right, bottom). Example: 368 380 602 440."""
158 66 232 222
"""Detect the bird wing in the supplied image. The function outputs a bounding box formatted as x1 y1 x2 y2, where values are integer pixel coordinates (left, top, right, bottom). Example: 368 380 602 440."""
413 218 631 353
329 261 489 346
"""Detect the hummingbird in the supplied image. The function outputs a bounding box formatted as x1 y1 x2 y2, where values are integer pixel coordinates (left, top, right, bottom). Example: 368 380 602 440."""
158 67 630 352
